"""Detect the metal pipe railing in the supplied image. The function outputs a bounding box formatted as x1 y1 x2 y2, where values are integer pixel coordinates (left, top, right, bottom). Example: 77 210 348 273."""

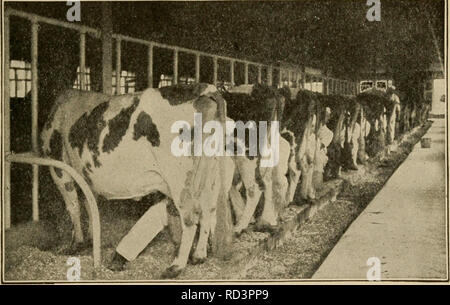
4 13 11 229
31 19 39 222
6 152 101 270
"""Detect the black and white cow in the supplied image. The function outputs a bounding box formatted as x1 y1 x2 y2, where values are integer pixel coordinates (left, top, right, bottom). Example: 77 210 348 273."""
41 83 234 278
220 84 292 234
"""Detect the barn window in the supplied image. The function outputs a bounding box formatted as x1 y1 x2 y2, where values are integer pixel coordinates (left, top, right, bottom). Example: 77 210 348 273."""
179 76 196 85
112 70 136 94
73 66 91 91
312 77 323 93
9 60 31 98
158 74 173 88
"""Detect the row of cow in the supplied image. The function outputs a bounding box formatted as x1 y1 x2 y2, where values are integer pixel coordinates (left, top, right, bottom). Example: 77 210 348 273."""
40 83 429 278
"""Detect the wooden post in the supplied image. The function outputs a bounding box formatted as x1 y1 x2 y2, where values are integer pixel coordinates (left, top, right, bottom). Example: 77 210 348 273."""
230 60 235 86
213 56 218 86
173 48 178 85
257 65 262 84
301 72 305 89
31 19 39 222
115 38 121 94
101 2 113 95
278 69 282 88
4 13 11 229
195 53 200 83
79 30 86 90
288 70 292 87
244 62 248 85
147 43 153 88
267 65 273 86
244 62 249 84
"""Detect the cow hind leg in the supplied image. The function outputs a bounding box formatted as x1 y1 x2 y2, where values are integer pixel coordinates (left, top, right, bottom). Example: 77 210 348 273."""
257 168 278 231
162 223 197 278
191 211 211 264
233 159 263 235
49 167 86 253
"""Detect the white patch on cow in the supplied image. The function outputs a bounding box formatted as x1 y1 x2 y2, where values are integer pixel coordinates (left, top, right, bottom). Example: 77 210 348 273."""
227 84 254 95
202 84 219 96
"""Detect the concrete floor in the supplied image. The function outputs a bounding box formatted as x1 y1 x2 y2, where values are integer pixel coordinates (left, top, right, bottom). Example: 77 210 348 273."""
313 119 448 281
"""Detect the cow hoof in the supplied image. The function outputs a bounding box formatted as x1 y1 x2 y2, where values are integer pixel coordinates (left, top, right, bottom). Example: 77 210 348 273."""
191 256 206 265
233 227 248 237
162 265 183 279
255 223 278 234
107 252 128 272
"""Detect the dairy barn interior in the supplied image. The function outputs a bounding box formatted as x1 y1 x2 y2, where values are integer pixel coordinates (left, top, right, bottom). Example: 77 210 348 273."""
2 1 446 282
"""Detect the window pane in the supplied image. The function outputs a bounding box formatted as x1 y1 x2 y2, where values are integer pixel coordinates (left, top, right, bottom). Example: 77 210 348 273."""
10 60 21 68
17 80 25 98
17 69 25 80
10 81 15 97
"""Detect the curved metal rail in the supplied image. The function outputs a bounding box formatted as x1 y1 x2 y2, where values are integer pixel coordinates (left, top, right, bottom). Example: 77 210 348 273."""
5 152 101 269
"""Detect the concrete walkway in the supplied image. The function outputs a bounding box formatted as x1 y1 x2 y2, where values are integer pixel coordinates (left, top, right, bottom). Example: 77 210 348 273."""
313 119 447 281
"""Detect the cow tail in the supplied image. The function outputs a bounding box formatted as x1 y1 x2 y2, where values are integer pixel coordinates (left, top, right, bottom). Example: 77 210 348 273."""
40 100 62 158
281 129 297 171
